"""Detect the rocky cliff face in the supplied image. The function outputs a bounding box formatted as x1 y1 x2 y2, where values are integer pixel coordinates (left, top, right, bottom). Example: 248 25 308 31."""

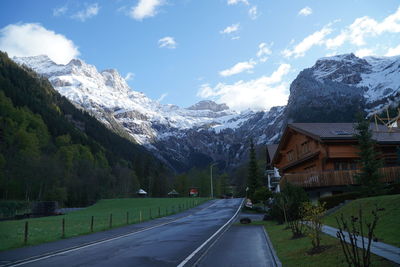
14 53 399 172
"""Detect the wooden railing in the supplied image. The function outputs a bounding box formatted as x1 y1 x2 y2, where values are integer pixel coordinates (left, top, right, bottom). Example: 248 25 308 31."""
280 166 400 188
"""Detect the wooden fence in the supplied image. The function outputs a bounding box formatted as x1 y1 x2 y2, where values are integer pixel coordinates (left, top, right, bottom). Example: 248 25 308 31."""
280 166 400 188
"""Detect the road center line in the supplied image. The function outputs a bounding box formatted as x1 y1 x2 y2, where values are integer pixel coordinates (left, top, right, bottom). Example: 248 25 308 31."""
5 201 217 267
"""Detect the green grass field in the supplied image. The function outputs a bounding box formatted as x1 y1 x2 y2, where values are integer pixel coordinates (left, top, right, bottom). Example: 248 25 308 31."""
323 194 400 247
258 221 393 267
0 197 209 251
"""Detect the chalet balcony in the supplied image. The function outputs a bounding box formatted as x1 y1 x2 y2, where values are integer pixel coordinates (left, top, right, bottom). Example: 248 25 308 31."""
280 166 400 188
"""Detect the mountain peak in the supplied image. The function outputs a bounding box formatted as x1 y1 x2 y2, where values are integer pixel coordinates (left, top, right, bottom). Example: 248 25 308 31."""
187 100 229 112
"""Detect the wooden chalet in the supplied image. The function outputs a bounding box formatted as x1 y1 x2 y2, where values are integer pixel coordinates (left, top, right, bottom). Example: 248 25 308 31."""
268 123 400 198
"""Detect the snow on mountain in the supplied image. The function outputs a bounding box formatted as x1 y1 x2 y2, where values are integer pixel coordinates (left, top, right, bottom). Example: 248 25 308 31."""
13 53 399 171
14 55 277 171
311 53 400 113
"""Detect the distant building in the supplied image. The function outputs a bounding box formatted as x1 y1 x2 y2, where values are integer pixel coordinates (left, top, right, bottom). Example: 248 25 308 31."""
268 123 400 199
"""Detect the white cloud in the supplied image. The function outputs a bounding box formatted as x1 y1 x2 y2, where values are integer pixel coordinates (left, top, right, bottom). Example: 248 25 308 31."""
219 60 256 77
130 0 164 20
248 6 258 20
385 44 400 56
326 7 400 49
298 7 312 16
72 3 100 22
0 23 80 64
157 93 168 102
124 72 135 81
53 6 68 17
231 36 240 40
199 64 291 111
257 42 272 62
282 25 332 58
355 48 374 58
158 36 177 49
227 0 249 5
220 23 240 34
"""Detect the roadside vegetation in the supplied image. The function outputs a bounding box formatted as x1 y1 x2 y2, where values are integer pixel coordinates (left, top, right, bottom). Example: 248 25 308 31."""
323 194 400 247
0 197 209 251
258 221 393 267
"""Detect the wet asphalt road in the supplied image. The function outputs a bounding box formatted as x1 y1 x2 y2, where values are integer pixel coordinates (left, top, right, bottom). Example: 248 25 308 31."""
198 225 279 267
1 198 242 267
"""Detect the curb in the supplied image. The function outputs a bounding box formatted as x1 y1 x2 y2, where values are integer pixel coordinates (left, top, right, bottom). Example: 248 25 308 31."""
262 226 282 267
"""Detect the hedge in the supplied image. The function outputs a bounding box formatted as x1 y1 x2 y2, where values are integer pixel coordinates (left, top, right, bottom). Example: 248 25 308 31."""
319 192 361 210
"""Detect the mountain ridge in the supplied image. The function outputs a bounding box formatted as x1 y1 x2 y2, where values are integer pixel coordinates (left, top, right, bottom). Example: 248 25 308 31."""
13 53 400 172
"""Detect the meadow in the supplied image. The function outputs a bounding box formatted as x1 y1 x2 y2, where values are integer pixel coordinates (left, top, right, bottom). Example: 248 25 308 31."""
0 197 209 251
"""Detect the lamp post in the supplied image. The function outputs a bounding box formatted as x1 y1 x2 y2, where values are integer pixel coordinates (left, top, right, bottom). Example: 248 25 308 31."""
210 163 217 198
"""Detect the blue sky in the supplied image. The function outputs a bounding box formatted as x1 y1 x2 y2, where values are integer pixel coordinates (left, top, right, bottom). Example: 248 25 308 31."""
1 0 400 111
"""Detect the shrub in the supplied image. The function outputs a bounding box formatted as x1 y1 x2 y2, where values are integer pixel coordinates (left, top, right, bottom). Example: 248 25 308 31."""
0 201 30 218
319 192 361 210
302 202 326 251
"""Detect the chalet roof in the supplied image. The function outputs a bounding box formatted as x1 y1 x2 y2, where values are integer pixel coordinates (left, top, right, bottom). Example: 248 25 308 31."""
289 123 400 143
267 144 279 160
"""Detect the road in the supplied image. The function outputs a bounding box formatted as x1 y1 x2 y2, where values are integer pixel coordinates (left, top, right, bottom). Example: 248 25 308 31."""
0 198 243 267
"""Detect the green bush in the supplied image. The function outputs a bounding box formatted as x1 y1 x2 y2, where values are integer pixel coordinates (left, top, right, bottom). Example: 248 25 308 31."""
0 201 30 218
385 183 400 195
318 192 361 210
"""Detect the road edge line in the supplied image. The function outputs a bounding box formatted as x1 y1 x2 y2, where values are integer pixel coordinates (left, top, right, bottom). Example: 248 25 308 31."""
2 200 217 267
177 198 244 267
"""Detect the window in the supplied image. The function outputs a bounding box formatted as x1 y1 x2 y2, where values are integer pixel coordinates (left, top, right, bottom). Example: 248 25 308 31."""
304 165 316 172
287 150 295 162
334 161 357 170
300 141 310 154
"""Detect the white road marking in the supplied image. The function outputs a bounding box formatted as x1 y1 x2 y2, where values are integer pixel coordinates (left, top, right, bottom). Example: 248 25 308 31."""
5 201 217 267
177 198 244 267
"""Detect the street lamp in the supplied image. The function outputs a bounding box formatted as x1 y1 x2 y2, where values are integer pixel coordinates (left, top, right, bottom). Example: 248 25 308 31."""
210 163 217 198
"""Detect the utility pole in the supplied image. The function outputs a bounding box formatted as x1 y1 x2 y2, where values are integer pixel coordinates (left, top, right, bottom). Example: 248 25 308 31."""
210 163 217 198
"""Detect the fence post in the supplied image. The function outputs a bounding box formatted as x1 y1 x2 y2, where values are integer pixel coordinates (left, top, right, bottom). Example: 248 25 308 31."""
149 208 152 219
109 214 113 228
158 207 160 217
126 212 129 224
24 221 28 245
90 216 94 232
140 210 142 222
62 218 65 238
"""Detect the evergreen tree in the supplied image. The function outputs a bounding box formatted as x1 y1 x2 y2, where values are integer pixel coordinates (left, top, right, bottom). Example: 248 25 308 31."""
354 118 383 195
247 139 261 199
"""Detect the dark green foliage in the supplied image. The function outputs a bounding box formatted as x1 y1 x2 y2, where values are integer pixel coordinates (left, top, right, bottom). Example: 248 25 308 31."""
319 192 362 210
0 51 170 206
269 183 309 226
247 139 261 199
353 118 383 196
0 201 30 218
281 182 309 220
397 146 400 166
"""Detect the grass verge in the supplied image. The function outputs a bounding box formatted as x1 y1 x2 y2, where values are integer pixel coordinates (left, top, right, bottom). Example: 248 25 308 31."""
323 194 400 247
256 221 393 267
0 197 209 251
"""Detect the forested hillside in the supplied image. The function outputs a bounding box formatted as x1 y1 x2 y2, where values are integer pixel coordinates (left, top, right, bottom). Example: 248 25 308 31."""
0 52 170 206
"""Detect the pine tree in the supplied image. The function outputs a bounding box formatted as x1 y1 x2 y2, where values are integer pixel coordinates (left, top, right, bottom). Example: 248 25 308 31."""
354 118 383 195
247 139 261 199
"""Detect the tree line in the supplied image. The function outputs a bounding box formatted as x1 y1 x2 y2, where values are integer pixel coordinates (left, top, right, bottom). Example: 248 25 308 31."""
0 51 171 206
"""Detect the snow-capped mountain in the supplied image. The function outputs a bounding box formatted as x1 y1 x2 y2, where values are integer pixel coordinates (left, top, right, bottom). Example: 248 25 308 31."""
285 53 400 123
14 55 280 171
13 53 400 172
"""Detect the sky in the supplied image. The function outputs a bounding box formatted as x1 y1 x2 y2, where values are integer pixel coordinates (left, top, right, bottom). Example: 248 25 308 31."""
0 0 400 111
